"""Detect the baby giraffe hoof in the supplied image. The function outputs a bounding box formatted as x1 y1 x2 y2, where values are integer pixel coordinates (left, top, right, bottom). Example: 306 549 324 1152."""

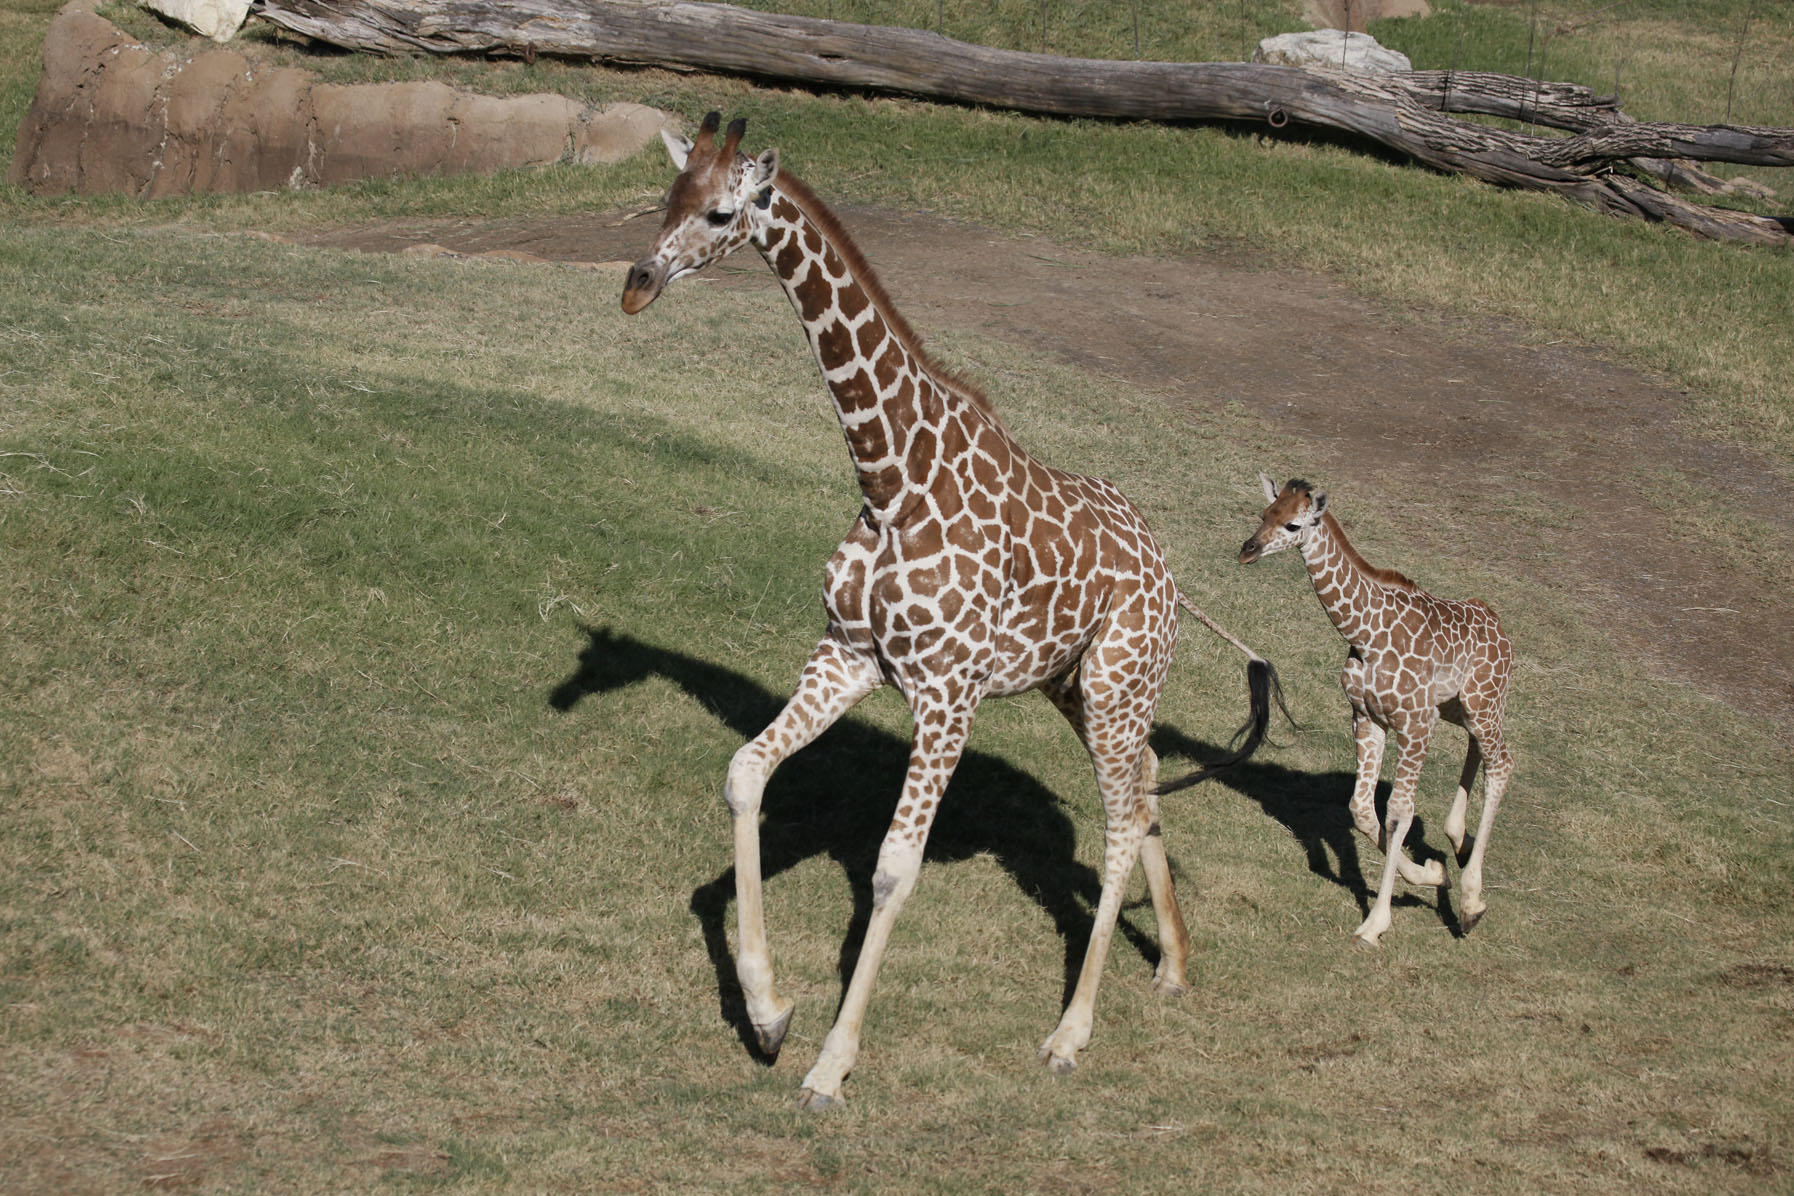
754 1004 794 1058
1460 906 1487 935
1040 1050 1078 1075
1151 973 1190 998
1350 932 1382 952
796 1086 843 1112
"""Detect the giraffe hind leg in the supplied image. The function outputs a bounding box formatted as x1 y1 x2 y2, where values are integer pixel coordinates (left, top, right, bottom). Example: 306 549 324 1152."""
1038 669 1165 1073
1457 727 1512 934
1042 682 1190 997
1445 733 1482 867
1139 757 1193 998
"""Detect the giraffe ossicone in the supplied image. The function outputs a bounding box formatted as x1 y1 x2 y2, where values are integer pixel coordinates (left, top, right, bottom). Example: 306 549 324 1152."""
1241 474 1516 947
621 111 1279 1108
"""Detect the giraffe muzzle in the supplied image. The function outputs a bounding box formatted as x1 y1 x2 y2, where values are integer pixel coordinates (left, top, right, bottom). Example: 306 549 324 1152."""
1239 538 1263 564
621 258 667 315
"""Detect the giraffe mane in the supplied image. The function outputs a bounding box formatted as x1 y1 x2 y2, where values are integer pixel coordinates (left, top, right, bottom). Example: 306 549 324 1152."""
772 170 1012 437
1321 511 1419 592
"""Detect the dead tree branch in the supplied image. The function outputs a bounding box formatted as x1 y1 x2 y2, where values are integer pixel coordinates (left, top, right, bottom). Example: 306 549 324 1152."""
250 0 1794 246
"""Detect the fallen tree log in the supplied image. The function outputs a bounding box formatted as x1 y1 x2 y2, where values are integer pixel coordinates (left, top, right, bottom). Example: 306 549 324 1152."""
250 0 1794 246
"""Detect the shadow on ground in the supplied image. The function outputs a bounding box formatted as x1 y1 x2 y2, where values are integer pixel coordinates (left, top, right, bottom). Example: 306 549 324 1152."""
552 624 1465 1058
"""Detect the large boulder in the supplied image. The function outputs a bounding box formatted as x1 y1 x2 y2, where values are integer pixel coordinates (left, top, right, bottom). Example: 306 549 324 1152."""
8 0 673 196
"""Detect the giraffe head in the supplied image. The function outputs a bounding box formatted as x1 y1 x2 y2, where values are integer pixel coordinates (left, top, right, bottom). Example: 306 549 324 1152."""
621 111 781 315
1240 473 1327 563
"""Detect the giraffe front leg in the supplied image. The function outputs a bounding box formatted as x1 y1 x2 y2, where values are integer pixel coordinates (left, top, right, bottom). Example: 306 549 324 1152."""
796 696 975 1110
728 637 881 1058
1347 709 1386 848
1349 710 1445 891
1352 715 1435 948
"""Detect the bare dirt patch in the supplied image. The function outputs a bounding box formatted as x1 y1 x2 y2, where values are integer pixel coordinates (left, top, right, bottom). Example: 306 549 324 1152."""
292 209 1794 722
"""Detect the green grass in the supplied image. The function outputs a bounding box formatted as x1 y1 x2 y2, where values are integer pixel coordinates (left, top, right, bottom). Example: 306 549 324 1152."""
1377 0 1794 129
4 0 1789 462
2 204 1791 1192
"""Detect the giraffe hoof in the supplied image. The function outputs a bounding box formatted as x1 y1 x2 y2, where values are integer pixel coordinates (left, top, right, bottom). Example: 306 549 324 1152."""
1350 933 1381 952
1460 906 1486 935
754 1004 795 1058
1151 975 1190 999
796 1086 843 1112
1041 1051 1078 1075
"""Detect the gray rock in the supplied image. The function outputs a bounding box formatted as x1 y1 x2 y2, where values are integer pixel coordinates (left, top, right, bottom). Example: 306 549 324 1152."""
1253 29 1413 73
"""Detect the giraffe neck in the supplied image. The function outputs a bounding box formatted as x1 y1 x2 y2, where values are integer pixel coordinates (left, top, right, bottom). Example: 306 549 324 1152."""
752 173 997 519
1299 512 1400 646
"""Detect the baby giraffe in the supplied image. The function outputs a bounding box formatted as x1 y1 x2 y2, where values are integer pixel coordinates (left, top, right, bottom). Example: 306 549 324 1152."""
1240 475 1514 945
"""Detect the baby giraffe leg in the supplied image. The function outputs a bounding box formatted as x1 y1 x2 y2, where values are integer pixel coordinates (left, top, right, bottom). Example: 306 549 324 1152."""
1353 716 1435 947
1349 711 1443 891
1457 732 1512 933
1445 736 1482 866
1346 710 1385 847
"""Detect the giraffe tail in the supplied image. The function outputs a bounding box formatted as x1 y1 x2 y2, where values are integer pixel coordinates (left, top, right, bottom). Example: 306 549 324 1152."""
1154 592 1292 796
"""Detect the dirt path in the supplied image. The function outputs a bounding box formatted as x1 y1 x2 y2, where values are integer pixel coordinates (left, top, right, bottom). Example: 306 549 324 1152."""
296 209 1794 723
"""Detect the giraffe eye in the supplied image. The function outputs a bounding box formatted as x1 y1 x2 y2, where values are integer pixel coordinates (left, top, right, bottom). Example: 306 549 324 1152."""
705 209 734 227
1284 522 1301 532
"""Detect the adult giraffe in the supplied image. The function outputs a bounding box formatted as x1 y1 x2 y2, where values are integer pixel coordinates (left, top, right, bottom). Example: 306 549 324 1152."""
621 112 1277 1108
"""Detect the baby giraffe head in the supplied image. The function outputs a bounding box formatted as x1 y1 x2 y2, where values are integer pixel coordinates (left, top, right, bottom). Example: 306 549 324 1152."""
621 111 781 315
1240 473 1327 563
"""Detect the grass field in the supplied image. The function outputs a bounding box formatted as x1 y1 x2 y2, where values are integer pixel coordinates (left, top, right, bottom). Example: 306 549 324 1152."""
2 0 1792 1190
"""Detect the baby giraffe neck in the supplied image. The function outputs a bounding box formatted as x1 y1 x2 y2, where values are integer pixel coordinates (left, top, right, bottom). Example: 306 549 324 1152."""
1300 514 1381 645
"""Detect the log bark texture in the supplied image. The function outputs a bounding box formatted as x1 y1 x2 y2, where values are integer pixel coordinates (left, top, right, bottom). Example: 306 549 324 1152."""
251 0 1794 245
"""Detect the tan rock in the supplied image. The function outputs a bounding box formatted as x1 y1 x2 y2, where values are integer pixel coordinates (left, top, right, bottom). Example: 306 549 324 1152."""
9 0 672 196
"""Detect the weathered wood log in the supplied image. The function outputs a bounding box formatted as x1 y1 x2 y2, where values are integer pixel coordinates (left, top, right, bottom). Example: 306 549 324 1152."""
250 0 1793 246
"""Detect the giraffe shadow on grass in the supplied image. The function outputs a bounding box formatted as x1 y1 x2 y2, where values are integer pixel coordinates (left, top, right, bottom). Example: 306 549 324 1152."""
550 625 1256 1061
1151 724 1467 934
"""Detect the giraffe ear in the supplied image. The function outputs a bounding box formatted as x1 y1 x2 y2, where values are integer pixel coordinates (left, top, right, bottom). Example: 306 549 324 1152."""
1259 472 1279 503
752 147 780 189
661 128 694 171
1311 491 1329 516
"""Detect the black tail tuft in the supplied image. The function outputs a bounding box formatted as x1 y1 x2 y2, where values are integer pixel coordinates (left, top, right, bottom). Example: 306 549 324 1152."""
1154 658 1288 795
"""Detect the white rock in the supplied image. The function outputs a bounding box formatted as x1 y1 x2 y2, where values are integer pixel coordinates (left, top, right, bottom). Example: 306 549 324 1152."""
139 0 251 42
1253 29 1413 73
